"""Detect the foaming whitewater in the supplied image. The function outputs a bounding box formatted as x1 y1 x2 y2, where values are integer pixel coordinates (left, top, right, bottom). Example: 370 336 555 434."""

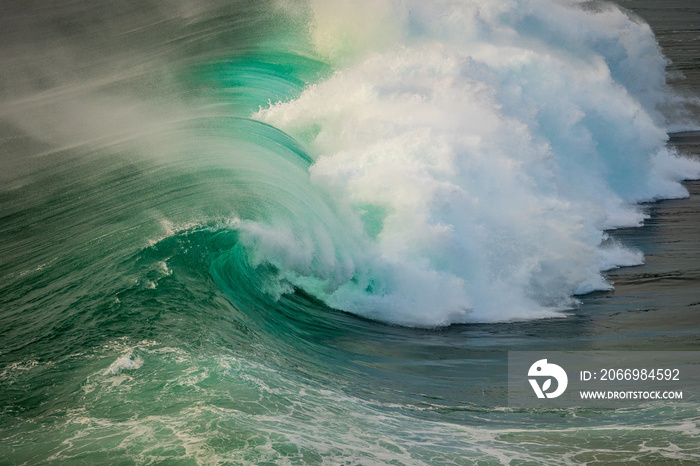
239 0 700 326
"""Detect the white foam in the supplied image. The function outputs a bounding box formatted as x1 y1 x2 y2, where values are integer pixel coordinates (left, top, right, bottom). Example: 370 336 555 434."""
247 0 700 326
104 353 144 376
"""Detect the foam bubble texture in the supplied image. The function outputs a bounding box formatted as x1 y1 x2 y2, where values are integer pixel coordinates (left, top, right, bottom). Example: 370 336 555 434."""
246 0 700 326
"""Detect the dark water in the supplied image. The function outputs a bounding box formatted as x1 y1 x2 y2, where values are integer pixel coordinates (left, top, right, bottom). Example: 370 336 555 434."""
1 0 700 464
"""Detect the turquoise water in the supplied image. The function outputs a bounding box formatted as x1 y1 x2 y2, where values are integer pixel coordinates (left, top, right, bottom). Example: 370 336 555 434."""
2 0 700 463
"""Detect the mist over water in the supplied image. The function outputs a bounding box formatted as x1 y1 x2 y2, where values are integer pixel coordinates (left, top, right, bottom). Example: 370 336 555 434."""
2 0 700 463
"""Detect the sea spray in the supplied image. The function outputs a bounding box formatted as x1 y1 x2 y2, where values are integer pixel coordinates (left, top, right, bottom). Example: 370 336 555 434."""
237 0 700 325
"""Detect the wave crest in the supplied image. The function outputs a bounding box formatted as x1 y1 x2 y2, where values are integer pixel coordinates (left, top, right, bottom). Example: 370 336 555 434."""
235 0 700 326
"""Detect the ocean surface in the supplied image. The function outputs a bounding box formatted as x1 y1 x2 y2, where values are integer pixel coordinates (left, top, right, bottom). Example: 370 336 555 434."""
1 0 700 463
